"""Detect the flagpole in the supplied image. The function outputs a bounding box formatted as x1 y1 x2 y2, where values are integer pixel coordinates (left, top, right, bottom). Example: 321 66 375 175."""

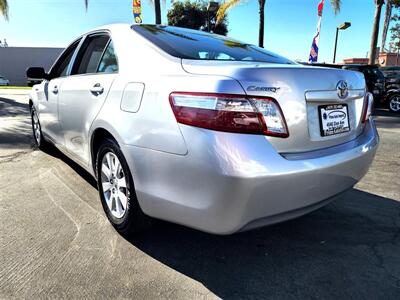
309 0 324 63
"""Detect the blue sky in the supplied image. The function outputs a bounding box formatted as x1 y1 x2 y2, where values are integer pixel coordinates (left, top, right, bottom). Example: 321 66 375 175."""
0 0 386 63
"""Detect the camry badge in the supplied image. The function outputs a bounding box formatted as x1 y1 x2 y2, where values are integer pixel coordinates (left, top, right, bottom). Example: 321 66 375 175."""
247 86 281 93
336 80 349 99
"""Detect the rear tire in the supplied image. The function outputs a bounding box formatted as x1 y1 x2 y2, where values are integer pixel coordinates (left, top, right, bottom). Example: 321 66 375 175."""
96 138 151 235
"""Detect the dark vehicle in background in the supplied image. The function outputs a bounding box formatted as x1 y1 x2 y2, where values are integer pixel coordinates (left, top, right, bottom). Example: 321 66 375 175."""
342 65 386 105
380 66 400 79
304 63 400 113
302 63 386 102
380 66 400 112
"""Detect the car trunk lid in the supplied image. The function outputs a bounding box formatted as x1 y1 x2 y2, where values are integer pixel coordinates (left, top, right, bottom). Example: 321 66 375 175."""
181 60 366 153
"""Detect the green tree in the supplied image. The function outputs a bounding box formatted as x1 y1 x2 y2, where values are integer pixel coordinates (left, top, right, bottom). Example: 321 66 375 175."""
390 14 400 49
216 0 341 48
388 13 400 65
0 0 9 20
167 1 228 35
381 0 393 51
381 0 400 51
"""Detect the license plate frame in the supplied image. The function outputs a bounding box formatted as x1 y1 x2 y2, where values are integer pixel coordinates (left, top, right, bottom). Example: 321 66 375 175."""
318 104 350 137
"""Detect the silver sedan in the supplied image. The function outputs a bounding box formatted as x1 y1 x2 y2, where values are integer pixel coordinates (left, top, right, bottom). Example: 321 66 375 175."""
0 75 10 86
27 24 379 235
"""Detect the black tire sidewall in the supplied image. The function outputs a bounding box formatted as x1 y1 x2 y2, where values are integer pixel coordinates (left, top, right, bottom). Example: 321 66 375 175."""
31 108 42 148
96 139 137 231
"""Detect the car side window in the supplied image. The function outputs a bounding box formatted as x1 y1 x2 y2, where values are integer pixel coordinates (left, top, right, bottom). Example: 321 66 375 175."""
72 34 110 75
97 41 118 73
50 39 81 79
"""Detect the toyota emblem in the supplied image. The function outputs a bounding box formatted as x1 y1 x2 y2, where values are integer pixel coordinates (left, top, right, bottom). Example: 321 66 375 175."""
336 80 349 99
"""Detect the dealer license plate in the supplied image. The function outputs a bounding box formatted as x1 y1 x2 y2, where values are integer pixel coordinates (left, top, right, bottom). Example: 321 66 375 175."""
318 104 350 137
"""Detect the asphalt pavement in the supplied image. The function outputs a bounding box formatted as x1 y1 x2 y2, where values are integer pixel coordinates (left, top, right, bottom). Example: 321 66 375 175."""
0 93 399 299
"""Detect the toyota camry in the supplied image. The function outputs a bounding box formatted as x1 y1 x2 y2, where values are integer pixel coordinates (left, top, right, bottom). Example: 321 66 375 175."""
27 24 379 235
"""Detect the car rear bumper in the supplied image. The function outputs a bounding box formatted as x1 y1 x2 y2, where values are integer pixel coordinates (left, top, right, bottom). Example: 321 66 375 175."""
122 119 379 234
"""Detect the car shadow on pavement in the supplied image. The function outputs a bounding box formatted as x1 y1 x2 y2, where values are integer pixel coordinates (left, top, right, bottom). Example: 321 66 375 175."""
0 97 34 149
0 96 30 117
41 144 98 189
373 107 400 130
128 189 400 299
5 94 397 298
38 132 400 298
374 107 400 118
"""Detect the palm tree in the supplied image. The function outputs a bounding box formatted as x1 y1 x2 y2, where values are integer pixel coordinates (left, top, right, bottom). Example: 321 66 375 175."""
217 0 341 48
381 0 400 52
155 0 161 24
149 0 162 24
0 0 9 20
381 0 393 51
258 0 266 48
369 0 385 64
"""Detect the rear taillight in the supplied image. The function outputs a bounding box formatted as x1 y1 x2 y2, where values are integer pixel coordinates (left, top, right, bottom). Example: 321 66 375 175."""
169 92 289 137
361 92 374 123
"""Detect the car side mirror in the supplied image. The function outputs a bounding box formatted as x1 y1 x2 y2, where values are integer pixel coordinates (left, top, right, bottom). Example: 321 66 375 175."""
26 67 49 80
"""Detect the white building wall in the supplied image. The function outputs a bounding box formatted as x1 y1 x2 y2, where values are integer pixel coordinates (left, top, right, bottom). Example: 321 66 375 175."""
0 47 63 86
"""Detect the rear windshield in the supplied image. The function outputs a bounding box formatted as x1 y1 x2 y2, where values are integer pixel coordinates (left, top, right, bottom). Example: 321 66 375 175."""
132 25 293 64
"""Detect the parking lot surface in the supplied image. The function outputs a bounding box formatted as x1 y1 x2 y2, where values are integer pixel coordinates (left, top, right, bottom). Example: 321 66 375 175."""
0 94 399 299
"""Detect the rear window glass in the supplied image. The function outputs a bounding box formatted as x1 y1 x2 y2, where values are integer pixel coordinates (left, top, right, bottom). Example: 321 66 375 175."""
132 25 293 64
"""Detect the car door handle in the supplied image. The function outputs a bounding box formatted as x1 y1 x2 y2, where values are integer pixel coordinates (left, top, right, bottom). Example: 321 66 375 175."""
52 86 58 94
90 83 104 95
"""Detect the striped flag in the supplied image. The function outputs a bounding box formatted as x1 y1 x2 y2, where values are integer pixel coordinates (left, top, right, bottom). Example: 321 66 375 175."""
133 0 142 24
309 0 324 63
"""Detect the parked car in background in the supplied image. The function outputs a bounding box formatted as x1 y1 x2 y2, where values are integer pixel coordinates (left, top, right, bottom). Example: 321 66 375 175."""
0 75 10 86
303 63 386 103
380 66 400 79
27 24 378 235
305 63 400 112
380 66 400 113
382 73 400 91
342 64 386 104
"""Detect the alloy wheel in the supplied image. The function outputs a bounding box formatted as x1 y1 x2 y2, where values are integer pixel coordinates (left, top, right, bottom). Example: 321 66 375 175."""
389 96 400 112
101 152 129 219
32 110 41 145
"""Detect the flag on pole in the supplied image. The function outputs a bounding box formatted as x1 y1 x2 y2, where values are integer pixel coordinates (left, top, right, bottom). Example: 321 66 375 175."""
133 0 142 24
309 0 324 63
